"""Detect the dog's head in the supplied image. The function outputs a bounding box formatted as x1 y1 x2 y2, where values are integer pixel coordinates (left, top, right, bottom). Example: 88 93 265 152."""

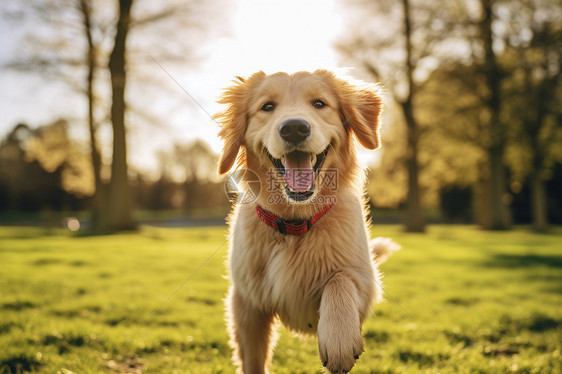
215 70 382 204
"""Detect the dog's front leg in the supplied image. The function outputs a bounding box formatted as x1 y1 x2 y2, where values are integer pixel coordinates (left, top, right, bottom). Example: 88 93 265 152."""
318 272 364 374
227 287 276 374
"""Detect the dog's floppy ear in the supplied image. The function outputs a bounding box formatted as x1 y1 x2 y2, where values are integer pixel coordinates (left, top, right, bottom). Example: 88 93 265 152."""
215 72 267 174
214 77 248 175
338 81 383 150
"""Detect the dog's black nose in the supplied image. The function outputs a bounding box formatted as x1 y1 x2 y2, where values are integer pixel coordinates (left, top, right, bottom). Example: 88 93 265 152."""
278 119 311 144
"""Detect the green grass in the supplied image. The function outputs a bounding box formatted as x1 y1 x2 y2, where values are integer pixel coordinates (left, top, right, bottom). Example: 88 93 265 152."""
0 225 560 374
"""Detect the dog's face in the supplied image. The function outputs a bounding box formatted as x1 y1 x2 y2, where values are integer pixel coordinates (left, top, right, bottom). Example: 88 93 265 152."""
216 70 382 204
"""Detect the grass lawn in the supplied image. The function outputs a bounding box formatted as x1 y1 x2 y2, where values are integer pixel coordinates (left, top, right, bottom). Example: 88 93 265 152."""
0 225 560 374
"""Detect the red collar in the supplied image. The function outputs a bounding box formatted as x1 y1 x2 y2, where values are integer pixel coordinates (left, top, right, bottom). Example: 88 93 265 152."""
255 203 334 235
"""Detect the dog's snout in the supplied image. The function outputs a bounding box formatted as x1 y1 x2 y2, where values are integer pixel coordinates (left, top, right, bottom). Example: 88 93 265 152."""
278 119 311 144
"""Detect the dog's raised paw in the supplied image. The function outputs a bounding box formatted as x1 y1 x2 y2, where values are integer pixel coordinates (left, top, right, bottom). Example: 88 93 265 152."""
318 330 364 373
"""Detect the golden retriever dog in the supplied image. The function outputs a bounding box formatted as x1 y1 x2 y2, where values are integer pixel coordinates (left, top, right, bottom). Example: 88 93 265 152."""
215 70 399 374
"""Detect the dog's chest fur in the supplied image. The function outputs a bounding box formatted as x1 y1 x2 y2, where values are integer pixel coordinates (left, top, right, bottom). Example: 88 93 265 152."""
229 201 374 334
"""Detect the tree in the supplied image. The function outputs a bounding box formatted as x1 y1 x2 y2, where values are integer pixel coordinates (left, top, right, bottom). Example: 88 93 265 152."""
414 62 491 224
500 0 562 231
2 0 111 225
477 0 511 230
440 0 562 230
0 120 90 211
338 0 465 231
396 0 562 229
97 0 136 230
340 0 561 231
365 62 488 215
79 0 104 224
2 0 228 230
397 0 425 232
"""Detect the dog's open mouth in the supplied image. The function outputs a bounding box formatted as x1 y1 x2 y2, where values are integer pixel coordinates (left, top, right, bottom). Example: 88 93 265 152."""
268 148 329 201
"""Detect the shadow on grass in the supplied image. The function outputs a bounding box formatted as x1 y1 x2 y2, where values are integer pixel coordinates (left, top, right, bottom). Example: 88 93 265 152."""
1 300 37 311
0 353 43 374
500 313 561 333
485 254 562 269
72 226 139 238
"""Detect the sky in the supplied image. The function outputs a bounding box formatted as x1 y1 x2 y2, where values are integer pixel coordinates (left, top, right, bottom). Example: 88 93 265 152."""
0 0 380 175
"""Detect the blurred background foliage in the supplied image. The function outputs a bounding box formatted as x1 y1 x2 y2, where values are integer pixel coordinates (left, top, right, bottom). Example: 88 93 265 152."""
0 120 227 218
0 0 560 232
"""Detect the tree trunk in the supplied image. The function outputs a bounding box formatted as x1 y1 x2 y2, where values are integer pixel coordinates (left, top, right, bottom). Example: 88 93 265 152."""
480 0 510 230
530 172 548 232
99 0 136 230
486 145 511 229
401 100 425 232
528 119 549 232
401 0 425 232
525 67 549 232
473 174 491 227
79 0 104 227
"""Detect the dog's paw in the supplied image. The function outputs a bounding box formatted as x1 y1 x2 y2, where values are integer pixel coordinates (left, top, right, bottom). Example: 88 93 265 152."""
318 326 364 373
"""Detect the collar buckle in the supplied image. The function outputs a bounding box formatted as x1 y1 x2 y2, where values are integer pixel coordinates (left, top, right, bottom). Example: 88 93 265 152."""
276 218 286 234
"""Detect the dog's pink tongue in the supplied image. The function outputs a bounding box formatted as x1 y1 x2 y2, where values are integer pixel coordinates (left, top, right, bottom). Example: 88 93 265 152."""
283 151 314 191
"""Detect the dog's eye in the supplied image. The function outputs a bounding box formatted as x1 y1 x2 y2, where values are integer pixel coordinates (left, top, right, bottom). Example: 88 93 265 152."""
312 100 326 109
261 102 276 112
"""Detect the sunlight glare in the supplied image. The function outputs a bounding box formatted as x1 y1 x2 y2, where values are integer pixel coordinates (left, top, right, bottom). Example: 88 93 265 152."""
210 0 344 78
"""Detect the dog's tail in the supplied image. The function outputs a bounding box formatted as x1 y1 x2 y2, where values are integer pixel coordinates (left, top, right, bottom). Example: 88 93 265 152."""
370 237 401 264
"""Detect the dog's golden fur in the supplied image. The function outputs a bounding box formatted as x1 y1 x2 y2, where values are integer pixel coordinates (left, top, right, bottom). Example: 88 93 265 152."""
215 70 395 374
